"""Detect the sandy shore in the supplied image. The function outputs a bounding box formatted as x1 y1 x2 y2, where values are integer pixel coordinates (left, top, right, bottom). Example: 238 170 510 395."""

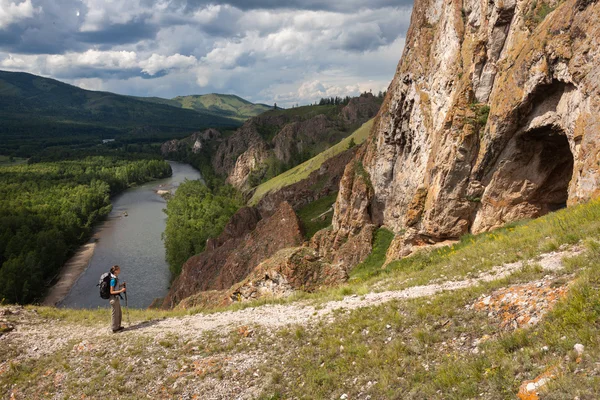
42 239 97 307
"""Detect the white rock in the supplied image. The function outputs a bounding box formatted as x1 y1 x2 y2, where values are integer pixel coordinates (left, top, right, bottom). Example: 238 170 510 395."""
574 343 585 355
340 394 348 400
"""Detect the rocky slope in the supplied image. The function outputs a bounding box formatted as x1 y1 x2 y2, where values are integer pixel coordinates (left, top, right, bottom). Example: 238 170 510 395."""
162 0 600 308
324 0 600 264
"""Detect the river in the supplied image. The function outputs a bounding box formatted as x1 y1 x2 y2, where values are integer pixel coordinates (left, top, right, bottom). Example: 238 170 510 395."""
59 161 202 309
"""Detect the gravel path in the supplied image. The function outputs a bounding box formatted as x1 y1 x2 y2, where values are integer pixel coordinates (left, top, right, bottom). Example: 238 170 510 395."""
140 246 583 337
3 246 582 360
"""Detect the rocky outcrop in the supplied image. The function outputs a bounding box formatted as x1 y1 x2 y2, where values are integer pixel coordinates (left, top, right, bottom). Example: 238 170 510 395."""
162 202 303 308
324 0 600 264
161 128 222 156
256 147 358 217
212 123 266 177
342 93 381 124
272 114 334 164
229 247 347 303
174 247 347 309
310 159 376 268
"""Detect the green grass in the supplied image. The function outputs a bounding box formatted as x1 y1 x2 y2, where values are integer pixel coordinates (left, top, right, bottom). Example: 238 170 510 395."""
249 119 374 205
296 193 339 239
32 305 189 327
259 244 600 399
4 201 600 398
172 94 272 121
349 228 395 281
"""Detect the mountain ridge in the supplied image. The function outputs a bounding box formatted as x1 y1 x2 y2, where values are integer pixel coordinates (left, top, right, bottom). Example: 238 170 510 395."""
0 70 267 155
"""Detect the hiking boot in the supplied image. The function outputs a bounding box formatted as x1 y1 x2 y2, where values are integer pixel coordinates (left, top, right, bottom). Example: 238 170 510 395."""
112 326 125 333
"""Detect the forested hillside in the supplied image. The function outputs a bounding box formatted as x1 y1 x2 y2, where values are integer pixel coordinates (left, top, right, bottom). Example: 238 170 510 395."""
0 156 171 304
0 71 241 156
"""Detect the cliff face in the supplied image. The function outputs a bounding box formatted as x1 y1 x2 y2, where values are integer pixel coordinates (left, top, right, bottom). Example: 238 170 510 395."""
213 94 382 191
328 0 600 261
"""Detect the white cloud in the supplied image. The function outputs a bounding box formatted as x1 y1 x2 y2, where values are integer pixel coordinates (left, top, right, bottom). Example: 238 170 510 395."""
140 53 197 75
0 0 39 29
0 2 412 106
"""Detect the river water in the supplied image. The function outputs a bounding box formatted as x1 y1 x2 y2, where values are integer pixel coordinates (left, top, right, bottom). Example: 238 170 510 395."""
60 161 202 309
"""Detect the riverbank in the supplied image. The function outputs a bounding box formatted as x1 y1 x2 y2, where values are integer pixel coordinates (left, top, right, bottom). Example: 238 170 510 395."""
42 238 98 306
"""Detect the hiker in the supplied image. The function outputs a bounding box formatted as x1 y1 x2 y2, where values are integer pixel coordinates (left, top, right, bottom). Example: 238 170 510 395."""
109 265 126 333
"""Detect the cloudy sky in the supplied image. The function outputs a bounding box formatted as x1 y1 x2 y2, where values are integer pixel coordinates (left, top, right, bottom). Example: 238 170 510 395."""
0 0 413 107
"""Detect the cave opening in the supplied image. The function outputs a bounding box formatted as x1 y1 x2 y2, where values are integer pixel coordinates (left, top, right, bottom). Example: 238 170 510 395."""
513 124 574 214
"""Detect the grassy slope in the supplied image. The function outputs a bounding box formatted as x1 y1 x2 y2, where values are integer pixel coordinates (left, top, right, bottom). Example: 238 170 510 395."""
173 94 272 120
3 201 600 398
248 119 374 205
296 193 339 239
134 93 272 121
0 71 238 129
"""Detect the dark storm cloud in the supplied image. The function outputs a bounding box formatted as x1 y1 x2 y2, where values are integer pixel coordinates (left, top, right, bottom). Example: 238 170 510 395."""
76 19 158 46
0 0 83 53
0 0 158 54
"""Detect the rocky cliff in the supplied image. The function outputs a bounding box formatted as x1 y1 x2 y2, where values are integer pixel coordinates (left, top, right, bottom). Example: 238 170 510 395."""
161 128 222 156
324 0 600 263
162 202 304 308
213 94 381 191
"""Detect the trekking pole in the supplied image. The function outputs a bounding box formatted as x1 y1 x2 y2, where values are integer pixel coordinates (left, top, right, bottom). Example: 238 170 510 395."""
123 282 131 326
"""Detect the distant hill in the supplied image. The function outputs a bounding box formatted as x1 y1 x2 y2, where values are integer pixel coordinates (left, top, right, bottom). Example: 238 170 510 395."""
136 93 273 121
0 71 242 156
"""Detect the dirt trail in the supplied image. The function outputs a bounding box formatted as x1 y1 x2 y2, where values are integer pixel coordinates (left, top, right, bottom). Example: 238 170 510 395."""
141 246 582 336
6 247 582 361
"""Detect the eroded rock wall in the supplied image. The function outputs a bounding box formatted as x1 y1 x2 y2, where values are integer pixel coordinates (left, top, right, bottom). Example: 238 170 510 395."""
326 0 600 262
162 202 303 308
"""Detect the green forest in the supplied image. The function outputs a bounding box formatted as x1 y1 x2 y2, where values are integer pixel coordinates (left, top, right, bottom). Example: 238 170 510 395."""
0 156 171 304
163 180 242 277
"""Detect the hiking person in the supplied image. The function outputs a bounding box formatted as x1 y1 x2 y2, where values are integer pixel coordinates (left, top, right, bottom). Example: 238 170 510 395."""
109 265 126 333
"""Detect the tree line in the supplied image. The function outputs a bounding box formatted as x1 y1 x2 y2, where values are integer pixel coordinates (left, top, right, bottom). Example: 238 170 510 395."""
0 156 171 304
316 91 387 106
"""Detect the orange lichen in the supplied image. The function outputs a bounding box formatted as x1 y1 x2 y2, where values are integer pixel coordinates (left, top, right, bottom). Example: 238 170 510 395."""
474 280 569 330
517 366 559 400
238 325 254 337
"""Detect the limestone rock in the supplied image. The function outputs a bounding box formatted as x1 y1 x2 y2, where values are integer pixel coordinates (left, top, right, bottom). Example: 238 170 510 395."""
161 128 222 156
328 0 600 259
213 94 382 191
